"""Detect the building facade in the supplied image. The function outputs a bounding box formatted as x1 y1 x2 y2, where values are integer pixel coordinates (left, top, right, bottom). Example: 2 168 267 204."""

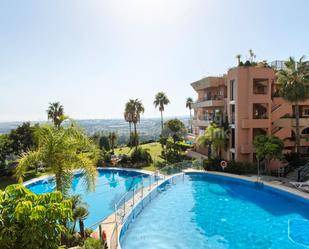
191 64 309 165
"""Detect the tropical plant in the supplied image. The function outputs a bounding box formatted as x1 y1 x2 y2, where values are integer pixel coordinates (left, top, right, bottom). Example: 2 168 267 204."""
154 92 170 131
124 100 135 146
124 99 144 150
108 132 117 153
186 97 194 133
99 135 110 151
130 147 153 166
249 49 256 62
47 102 69 128
15 125 99 195
0 184 72 249
253 135 284 174
197 123 226 158
276 56 309 153
84 237 104 249
70 195 89 238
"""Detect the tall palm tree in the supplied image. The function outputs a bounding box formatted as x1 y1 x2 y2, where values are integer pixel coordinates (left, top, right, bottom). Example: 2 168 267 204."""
47 102 68 128
277 56 309 153
125 99 144 150
108 132 117 153
186 97 194 133
124 100 135 147
15 125 99 195
153 92 170 131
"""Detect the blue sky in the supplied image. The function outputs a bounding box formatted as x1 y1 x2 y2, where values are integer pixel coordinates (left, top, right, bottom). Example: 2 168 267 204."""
0 0 308 122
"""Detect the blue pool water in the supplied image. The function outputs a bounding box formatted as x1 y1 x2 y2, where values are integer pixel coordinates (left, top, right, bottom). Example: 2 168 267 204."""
26 169 151 227
121 173 309 249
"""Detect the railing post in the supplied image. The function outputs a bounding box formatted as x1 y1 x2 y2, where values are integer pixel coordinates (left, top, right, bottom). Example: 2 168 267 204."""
123 195 126 219
114 203 117 223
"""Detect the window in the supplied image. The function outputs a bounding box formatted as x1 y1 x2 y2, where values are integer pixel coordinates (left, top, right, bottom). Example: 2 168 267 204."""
230 104 235 124
253 103 268 119
303 108 309 116
230 80 236 101
253 79 268 95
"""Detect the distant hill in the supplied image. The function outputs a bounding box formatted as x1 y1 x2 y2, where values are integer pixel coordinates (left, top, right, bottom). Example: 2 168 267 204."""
0 116 190 144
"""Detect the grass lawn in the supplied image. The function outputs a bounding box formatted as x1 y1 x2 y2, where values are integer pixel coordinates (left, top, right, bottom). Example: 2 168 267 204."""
114 142 164 172
0 169 53 190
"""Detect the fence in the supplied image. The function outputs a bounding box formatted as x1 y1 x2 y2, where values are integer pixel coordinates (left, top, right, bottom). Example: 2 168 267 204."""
96 160 201 249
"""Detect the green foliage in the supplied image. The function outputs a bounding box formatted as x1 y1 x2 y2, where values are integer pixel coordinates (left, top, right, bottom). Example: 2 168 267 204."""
83 237 103 249
47 102 69 128
202 158 257 175
253 135 284 172
162 119 187 143
108 132 117 152
0 184 72 249
197 123 226 158
99 136 110 151
176 141 193 151
15 125 99 195
130 147 153 166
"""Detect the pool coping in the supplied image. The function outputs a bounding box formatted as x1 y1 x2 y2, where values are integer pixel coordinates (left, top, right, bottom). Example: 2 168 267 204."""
117 170 309 249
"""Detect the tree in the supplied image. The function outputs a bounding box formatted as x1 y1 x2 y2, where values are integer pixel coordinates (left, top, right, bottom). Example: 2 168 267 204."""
124 100 135 146
0 184 72 249
277 56 309 153
253 135 284 174
15 125 99 195
186 97 194 133
99 135 110 151
8 122 37 155
70 195 89 238
47 102 68 128
108 132 117 153
197 123 226 158
0 135 12 170
162 119 187 146
249 49 256 63
124 99 144 150
153 92 170 132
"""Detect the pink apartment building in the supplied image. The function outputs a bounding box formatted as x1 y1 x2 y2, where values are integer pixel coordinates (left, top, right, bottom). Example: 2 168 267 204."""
191 62 309 165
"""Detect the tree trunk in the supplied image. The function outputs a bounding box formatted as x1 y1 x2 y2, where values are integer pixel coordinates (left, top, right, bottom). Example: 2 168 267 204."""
79 220 85 238
133 122 138 150
160 111 164 132
189 108 193 133
295 102 301 154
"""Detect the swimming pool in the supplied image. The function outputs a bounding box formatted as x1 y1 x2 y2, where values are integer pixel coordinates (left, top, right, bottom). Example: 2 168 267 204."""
121 172 309 249
25 168 152 227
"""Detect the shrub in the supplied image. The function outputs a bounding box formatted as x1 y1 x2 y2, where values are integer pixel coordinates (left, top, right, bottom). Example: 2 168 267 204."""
202 158 257 175
83 237 103 249
176 141 193 151
130 147 153 166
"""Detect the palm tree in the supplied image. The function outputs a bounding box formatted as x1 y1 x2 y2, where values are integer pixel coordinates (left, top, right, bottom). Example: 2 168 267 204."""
236 54 242 65
70 195 89 238
108 132 117 153
128 99 145 150
186 97 194 133
47 102 68 128
124 100 135 147
277 56 309 153
197 123 225 158
249 49 256 63
15 125 99 195
154 92 170 131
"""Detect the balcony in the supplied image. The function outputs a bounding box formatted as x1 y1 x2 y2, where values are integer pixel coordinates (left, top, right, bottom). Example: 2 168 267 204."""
192 96 225 109
191 76 226 91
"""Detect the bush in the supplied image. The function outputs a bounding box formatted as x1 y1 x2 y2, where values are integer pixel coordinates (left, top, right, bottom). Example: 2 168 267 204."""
83 238 103 249
202 158 257 175
130 147 153 166
176 141 193 151
284 152 307 175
